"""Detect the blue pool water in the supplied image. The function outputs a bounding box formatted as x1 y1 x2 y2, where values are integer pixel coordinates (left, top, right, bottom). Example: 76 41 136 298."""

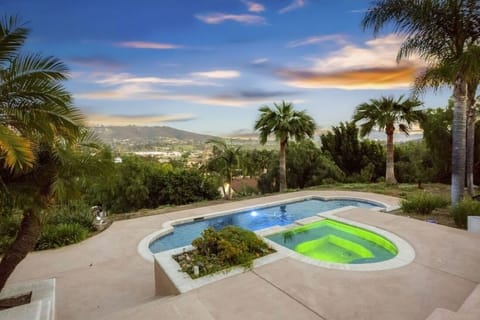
148 198 382 253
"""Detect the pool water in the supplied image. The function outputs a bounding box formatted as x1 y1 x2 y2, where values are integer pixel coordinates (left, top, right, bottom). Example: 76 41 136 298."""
149 198 381 253
267 219 397 264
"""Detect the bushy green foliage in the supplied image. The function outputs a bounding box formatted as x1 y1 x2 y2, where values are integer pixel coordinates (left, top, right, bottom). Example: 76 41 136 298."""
46 202 95 231
148 169 219 206
35 223 88 250
176 226 273 278
394 141 435 185
450 199 480 229
85 156 219 213
321 122 385 182
286 140 345 189
239 149 275 177
421 106 452 183
258 141 345 193
401 193 449 215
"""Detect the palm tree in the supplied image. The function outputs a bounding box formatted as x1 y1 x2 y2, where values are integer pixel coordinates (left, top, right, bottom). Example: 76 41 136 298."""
206 138 241 199
414 45 480 196
353 96 423 184
362 0 480 204
254 101 316 192
0 16 85 292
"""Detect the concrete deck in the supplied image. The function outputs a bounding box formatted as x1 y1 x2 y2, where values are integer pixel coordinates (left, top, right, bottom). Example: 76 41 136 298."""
6 191 480 320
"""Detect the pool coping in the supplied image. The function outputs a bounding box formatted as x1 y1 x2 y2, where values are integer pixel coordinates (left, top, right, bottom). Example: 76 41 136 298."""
138 194 399 263
151 204 415 296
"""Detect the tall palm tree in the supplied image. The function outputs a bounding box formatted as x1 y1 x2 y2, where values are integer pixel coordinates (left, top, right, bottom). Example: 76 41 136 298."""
362 0 480 204
254 101 316 192
0 16 85 292
353 96 423 184
414 45 480 196
206 138 241 199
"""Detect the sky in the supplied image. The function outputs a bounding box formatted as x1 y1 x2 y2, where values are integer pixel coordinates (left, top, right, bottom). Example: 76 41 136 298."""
2 0 451 136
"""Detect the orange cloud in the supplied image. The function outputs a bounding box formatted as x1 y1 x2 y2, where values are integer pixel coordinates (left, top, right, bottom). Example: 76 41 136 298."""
280 65 418 90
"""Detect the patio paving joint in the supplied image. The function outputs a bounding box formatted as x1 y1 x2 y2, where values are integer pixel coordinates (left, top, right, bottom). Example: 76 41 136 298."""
251 269 328 320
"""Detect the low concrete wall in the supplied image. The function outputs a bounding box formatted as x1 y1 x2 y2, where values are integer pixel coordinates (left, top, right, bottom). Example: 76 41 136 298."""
0 278 55 320
154 258 181 297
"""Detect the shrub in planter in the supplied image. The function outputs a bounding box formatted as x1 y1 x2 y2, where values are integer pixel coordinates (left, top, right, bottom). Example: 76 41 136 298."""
450 199 480 229
35 223 88 250
401 193 449 215
174 226 274 278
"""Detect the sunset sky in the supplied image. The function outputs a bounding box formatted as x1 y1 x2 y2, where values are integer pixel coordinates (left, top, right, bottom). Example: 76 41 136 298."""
3 0 451 135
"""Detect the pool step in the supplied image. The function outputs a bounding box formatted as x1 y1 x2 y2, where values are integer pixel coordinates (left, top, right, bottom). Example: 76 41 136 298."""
459 284 480 314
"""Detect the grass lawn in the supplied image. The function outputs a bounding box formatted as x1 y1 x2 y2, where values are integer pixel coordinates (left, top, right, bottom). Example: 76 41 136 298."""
311 183 456 228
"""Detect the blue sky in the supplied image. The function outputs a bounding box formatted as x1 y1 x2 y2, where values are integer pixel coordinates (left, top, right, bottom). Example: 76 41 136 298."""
3 0 450 135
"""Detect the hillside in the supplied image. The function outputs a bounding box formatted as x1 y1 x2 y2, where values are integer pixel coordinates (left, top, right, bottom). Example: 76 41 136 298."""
91 126 217 144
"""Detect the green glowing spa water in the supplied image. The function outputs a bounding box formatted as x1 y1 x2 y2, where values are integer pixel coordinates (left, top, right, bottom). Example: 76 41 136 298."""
267 219 397 264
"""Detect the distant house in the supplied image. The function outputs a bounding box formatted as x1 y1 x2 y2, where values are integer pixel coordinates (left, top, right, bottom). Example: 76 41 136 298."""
114 156 123 164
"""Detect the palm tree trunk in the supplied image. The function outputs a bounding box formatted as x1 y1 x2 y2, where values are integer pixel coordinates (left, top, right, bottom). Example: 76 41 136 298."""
0 208 41 292
279 140 287 192
451 75 467 205
227 170 233 200
466 84 478 197
385 128 397 184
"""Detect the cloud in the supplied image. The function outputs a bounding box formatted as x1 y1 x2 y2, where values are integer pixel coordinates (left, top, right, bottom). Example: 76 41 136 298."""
287 34 347 48
85 113 195 126
116 41 183 49
90 72 216 87
69 56 125 69
251 58 268 65
278 34 425 90
242 1 265 13
76 84 283 108
238 89 298 98
191 70 240 79
195 13 266 25
279 0 306 14
311 34 422 72
279 65 417 90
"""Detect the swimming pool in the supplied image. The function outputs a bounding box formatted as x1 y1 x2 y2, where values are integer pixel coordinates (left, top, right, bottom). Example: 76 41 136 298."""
148 198 382 253
266 219 397 264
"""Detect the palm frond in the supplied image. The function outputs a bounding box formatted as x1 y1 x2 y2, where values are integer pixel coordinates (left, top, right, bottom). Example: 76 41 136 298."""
0 125 34 171
0 15 29 66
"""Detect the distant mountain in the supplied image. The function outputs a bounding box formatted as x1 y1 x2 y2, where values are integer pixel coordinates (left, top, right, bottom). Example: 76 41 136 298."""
91 126 217 144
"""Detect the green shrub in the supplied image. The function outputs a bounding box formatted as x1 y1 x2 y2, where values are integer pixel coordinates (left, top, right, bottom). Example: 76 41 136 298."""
46 202 95 231
175 226 273 278
401 192 449 215
35 223 88 250
450 199 480 229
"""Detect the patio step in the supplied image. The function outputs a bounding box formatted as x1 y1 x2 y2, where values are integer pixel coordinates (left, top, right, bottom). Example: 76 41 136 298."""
425 308 477 320
100 294 215 320
458 284 480 314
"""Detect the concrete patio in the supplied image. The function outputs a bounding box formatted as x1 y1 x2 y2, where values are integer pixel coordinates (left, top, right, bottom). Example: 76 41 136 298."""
6 191 480 319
